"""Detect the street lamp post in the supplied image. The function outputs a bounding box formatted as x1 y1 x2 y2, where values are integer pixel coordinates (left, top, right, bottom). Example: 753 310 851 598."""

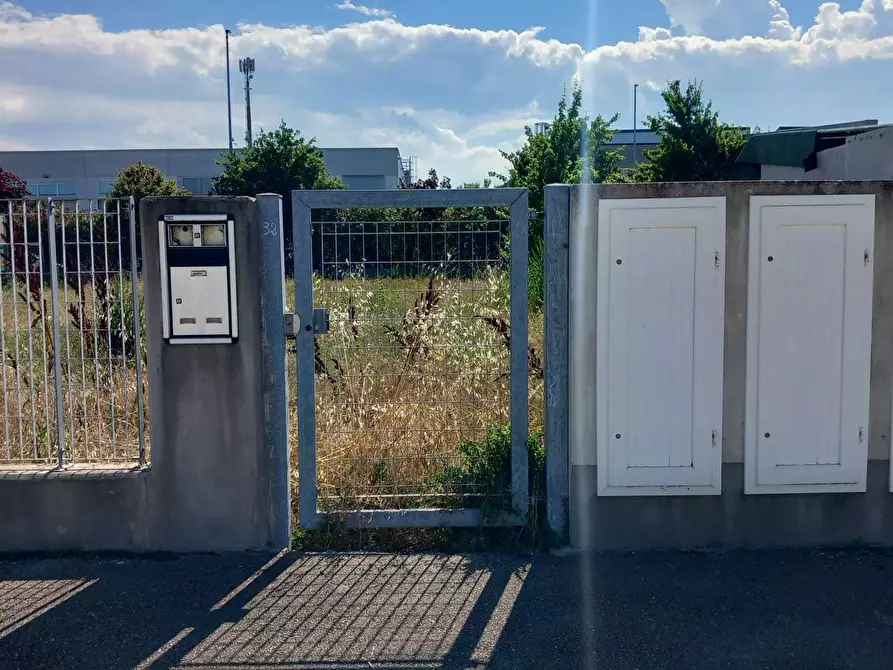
225 29 234 153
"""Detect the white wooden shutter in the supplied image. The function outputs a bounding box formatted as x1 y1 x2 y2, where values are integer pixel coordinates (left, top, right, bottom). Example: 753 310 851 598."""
596 197 726 496
745 195 874 494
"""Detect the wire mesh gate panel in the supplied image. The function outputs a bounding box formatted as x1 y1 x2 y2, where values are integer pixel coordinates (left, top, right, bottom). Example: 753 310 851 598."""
292 189 529 529
0 198 147 467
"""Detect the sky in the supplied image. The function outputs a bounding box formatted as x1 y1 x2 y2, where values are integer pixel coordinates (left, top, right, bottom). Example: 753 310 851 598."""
1 0 893 184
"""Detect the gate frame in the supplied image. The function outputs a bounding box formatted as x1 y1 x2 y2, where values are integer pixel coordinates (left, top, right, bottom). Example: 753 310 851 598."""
292 188 529 529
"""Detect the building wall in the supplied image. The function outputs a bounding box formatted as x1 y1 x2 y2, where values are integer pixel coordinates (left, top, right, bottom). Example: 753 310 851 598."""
0 146 407 197
755 128 893 181
602 129 659 169
813 127 893 180
559 180 893 550
760 164 807 180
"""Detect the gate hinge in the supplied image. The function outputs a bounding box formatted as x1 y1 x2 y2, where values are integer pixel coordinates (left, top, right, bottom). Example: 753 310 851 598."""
859 426 864 443
865 249 871 266
712 430 718 448
284 313 301 338
715 250 721 269
313 308 330 334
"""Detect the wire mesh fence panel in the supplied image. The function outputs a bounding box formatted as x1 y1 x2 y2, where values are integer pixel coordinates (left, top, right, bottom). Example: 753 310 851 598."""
0 198 147 466
310 214 516 512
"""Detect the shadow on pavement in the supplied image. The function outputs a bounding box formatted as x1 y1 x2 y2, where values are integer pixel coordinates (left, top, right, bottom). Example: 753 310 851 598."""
2 549 893 669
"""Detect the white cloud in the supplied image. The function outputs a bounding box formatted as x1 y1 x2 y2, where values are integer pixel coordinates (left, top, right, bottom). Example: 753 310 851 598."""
659 0 783 37
802 1 879 43
768 0 801 40
336 1 395 19
3 1 893 184
660 0 721 34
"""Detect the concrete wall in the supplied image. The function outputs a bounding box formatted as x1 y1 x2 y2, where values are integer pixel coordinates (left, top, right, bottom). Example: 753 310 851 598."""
0 197 289 554
0 147 408 197
561 180 893 550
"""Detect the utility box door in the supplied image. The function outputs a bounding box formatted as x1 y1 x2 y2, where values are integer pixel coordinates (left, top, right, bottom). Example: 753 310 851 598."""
597 197 726 496
746 195 874 494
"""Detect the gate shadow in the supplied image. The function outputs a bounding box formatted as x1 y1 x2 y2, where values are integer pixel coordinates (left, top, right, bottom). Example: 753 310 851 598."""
0 551 534 669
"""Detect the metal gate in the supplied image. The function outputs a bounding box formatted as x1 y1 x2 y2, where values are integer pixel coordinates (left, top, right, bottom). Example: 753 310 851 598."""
292 189 529 528
0 197 147 468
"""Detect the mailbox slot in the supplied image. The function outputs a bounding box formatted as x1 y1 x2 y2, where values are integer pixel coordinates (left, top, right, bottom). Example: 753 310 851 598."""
158 214 238 345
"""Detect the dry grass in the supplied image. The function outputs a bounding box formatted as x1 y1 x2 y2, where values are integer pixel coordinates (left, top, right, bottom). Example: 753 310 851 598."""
285 271 545 513
1 273 543 516
0 281 148 464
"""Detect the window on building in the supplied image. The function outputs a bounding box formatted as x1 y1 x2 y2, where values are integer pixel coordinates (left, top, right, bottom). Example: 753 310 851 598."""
35 183 77 197
180 177 216 194
97 178 115 197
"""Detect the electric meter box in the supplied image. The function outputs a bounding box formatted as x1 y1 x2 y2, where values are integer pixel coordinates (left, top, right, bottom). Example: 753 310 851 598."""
158 214 238 345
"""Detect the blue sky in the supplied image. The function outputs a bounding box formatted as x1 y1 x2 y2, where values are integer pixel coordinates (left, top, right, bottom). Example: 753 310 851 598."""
2 1 893 183
20 0 670 45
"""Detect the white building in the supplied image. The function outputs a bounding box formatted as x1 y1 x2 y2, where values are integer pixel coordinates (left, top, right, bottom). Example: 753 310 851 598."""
736 120 893 180
0 147 415 198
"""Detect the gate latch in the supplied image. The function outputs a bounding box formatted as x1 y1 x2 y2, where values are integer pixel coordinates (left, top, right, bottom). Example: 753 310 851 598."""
284 309 329 337
313 308 330 334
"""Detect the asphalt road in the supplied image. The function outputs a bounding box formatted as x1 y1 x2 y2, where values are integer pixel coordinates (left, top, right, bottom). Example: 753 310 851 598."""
2 548 893 669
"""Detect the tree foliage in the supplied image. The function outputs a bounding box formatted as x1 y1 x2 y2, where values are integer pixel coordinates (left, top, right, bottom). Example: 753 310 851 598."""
403 168 452 191
214 121 343 196
107 161 188 204
213 122 343 266
0 166 28 198
491 81 625 215
636 79 747 183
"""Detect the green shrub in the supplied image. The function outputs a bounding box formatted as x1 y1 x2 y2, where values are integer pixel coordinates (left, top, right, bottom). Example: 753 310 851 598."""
432 423 545 524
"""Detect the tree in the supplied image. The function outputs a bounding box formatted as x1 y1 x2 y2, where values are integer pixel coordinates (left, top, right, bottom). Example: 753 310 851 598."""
107 161 188 205
0 166 28 198
491 82 623 312
402 168 452 190
213 121 343 267
105 162 187 271
491 81 625 217
636 79 747 182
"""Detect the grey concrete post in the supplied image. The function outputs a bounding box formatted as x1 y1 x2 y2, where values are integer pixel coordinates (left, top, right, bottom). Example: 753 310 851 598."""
141 196 277 552
257 194 291 550
544 185 570 541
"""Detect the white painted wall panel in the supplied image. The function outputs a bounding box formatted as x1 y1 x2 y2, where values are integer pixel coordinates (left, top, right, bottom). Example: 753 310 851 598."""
597 198 726 496
746 195 875 494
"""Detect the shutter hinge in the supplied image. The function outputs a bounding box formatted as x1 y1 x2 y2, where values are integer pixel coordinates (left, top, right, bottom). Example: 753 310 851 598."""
715 250 721 269
712 430 718 448
864 249 871 266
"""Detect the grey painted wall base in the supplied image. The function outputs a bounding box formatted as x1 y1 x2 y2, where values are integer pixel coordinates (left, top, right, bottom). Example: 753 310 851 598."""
0 470 149 553
570 462 893 550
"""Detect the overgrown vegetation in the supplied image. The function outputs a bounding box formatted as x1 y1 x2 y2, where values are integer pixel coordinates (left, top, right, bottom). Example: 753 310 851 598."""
1 197 148 462
635 79 748 183
432 423 546 520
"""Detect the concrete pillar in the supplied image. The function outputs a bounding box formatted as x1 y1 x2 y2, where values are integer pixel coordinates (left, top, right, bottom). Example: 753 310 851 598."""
141 196 289 552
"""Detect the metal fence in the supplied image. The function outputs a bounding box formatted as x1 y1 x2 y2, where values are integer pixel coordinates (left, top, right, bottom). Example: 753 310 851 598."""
0 198 147 467
292 189 529 528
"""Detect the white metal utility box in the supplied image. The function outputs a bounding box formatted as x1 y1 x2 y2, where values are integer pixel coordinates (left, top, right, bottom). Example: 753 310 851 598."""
158 213 238 345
